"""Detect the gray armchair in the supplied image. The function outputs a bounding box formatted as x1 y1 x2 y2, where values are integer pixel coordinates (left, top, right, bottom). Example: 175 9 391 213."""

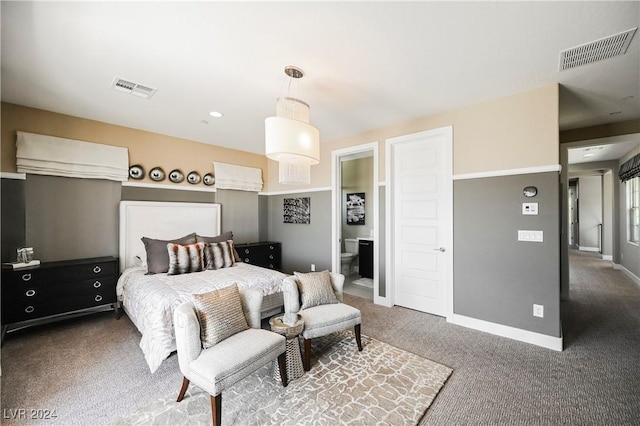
174 288 288 426
283 272 362 371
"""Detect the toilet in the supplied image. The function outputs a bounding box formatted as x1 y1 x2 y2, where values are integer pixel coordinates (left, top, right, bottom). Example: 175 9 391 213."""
340 238 359 276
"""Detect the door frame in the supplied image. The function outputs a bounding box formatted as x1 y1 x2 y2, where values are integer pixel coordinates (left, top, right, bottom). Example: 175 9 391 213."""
385 126 454 320
331 142 384 305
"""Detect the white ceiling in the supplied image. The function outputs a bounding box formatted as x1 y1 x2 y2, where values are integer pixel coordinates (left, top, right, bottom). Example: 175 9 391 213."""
568 134 640 164
2 2 639 156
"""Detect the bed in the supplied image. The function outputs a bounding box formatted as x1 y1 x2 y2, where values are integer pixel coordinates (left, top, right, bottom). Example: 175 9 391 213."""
117 201 286 373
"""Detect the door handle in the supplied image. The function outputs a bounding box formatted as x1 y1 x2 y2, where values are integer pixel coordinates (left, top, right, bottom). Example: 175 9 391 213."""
433 247 446 252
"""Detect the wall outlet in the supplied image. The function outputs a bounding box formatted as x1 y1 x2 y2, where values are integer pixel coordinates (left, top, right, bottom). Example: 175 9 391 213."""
310 264 316 272
533 304 544 318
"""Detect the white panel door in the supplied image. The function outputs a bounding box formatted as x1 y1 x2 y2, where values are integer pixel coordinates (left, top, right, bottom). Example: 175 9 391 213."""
390 127 452 317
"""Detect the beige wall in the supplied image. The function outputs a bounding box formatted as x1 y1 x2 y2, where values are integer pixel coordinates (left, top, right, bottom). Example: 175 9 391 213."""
3 84 559 192
267 84 559 191
1 102 267 187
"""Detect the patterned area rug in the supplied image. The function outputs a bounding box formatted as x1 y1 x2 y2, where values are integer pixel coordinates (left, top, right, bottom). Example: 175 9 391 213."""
116 331 452 425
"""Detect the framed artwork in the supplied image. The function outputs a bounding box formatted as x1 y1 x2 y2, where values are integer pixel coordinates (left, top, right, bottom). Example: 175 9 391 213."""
346 192 365 225
283 197 310 224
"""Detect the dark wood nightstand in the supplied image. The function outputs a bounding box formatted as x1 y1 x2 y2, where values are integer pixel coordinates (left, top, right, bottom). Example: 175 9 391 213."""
235 242 282 271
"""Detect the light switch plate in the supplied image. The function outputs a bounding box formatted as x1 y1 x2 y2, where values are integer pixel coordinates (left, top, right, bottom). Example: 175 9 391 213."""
518 230 544 242
522 203 539 215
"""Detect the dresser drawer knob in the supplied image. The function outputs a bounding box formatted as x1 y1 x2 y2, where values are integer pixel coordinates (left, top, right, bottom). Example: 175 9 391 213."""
25 289 36 297
244 258 250 262
269 245 274 250
25 306 35 313
269 255 274 259
21 273 32 282
93 281 102 288
269 264 274 268
93 266 102 274
244 249 250 254
95 295 103 302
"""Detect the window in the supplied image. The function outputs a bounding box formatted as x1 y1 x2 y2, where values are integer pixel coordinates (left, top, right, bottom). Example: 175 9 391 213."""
629 176 640 243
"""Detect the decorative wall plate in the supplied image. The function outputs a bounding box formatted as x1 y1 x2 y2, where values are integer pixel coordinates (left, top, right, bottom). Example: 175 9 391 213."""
149 167 166 181
203 173 215 186
187 171 201 184
128 164 145 180
169 169 185 183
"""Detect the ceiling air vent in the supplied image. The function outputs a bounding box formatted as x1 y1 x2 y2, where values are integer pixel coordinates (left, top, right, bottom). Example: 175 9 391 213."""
111 78 157 99
559 27 637 71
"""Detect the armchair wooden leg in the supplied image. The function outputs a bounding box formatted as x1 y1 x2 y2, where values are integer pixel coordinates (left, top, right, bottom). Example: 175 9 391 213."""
176 377 190 402
355 324 363 351
211 394 222 426
303 338 311 371
277 352 289 387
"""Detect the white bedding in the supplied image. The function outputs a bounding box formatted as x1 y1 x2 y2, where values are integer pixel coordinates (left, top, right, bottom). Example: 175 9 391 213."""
116 263 287 373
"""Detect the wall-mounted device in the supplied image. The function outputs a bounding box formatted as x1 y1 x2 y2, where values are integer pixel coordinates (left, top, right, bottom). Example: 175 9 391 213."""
523 186 537 197
522 202 539 215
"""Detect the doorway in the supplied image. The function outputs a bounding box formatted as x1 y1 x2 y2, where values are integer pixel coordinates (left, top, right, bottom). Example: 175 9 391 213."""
568 179 579 249
331 142 380 303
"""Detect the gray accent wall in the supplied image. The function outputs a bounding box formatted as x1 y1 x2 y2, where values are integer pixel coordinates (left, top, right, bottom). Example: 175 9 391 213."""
454 172 561 337
266 191 332 274
1 178 26 262
1 178 262 265
215 189 259 244
25 175 120 262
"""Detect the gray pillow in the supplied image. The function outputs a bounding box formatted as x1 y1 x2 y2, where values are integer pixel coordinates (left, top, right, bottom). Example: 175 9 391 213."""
294 270 339 310
192 283 249 348
142 232 197 274
196 231 241 263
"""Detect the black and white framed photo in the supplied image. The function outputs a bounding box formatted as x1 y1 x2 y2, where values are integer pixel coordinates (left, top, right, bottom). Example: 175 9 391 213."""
346 192 365 225
283 197 311 224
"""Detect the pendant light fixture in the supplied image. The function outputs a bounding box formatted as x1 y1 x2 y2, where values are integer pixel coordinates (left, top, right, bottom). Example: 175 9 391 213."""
265 66 320 185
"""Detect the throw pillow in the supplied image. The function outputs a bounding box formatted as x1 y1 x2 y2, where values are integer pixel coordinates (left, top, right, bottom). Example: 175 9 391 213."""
192 283 249 348
196 231 242 262
204 240 237 270
167 242 205 275
294 270 339 310
142 232 197 274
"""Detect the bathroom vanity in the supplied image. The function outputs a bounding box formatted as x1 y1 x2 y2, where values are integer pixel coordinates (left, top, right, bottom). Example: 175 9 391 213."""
358 239 374 279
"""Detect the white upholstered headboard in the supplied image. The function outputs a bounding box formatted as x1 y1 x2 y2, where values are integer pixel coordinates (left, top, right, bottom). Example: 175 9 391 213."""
119 201 221 271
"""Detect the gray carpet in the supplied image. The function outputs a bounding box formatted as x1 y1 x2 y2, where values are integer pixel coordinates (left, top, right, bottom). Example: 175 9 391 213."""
2 251 639 425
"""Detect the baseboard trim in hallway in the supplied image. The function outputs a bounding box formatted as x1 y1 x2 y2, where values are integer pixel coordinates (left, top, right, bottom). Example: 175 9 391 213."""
452 314 563 351
613 263 640 286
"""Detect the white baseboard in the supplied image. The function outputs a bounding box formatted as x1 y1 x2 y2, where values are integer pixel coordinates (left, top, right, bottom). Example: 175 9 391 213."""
613 263 640 286
578 246 600 252
452 314 563 351
602 254 613 261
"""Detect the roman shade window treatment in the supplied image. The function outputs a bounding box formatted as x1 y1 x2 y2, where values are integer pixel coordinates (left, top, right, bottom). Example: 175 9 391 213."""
618 153 640 182
213 161 263 192
16 131 129 181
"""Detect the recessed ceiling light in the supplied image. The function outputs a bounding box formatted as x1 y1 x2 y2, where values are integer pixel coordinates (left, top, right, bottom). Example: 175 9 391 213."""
209 111 223 118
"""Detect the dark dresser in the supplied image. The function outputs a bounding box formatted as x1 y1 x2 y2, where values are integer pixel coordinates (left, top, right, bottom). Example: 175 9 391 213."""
1 256 118 334
235 242 282 271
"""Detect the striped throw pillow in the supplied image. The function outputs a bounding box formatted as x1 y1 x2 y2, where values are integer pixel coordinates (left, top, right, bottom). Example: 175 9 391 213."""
166 242 205 275
205 240 236 270
193 283 249 348
294 270 339 310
